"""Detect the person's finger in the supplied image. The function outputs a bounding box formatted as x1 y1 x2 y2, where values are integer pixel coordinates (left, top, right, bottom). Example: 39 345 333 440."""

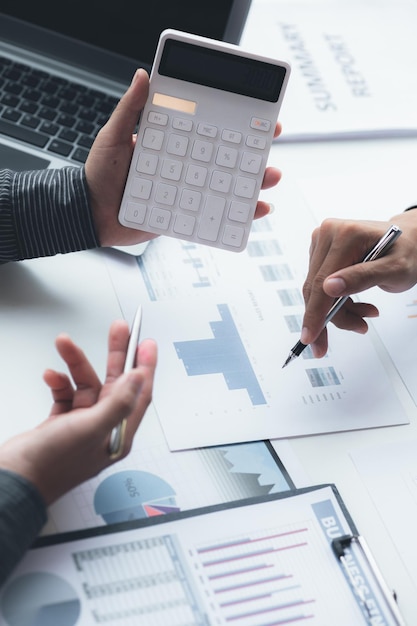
122 339 157 446
253 166 282 220
308 301 379 358
54 333 102 408
274 122 282 139
309 327 328 359
261 166 281 190
103 320 131 388
100 69 149 143
323 256 410 299
43 369 74 416
329 300 379 332
254 201 272 220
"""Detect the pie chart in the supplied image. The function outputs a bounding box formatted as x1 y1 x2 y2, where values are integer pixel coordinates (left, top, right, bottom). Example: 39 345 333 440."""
94 469 179 523
1 572 80 626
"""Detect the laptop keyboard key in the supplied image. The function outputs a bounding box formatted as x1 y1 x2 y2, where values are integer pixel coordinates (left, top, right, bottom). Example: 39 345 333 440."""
59 128 78 142
48 139 72 156
19 101 38 114
0 118 48 147
56 113 76 128
41 95 60 108
38 106 56 121
4 83 24 96
76 120 95 135
78 134 94 149
72 147 89 163
2 108 21 122
1 94 19 107
39 121 59 135
21 114 40 129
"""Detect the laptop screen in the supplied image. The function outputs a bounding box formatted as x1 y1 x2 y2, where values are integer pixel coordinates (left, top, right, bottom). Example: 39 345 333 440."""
1 1 252 79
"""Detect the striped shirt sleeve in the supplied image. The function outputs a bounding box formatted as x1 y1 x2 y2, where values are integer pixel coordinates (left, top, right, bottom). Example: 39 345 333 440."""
0 167 100 263
0 469 46 585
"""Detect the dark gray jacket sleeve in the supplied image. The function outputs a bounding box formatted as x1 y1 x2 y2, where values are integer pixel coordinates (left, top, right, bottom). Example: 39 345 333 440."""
0 167 99 263
0 469 46 586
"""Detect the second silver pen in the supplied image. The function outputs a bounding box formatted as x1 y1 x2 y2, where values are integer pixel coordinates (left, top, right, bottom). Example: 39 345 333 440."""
108 305 143 458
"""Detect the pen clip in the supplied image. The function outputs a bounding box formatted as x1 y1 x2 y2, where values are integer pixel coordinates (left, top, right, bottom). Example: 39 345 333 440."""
362 224 402 262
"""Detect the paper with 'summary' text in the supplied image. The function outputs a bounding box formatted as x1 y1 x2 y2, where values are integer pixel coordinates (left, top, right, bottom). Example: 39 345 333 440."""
241 0 417 141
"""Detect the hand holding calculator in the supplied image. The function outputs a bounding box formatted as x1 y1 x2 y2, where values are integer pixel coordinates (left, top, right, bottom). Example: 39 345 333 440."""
118 29 290 252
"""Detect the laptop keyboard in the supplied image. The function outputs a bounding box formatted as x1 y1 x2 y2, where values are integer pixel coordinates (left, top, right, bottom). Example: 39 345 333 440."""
0 56 119 164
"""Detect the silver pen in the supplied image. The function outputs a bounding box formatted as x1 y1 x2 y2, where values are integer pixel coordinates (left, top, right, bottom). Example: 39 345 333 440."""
108 305 142 458
282 224 402 368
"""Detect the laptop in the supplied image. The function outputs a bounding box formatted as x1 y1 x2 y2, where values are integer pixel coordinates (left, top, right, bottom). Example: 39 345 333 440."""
0 0 252 172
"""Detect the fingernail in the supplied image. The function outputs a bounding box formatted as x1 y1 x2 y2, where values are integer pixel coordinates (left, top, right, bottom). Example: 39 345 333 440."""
267 203 275 214
325 277 346 296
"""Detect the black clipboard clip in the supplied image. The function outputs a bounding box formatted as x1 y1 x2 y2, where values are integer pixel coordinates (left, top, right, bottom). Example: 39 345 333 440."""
332 534 406 626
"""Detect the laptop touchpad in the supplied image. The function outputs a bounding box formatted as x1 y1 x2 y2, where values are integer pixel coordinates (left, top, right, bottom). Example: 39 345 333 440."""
0 144 50 170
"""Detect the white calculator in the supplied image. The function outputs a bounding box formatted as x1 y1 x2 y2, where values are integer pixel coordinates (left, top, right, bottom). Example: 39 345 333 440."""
118 29 290 252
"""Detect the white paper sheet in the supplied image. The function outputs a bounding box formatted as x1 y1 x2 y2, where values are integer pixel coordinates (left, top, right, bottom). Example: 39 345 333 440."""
351 440 417 594
45 405 292 534
105 177 408 451
241 0 417 141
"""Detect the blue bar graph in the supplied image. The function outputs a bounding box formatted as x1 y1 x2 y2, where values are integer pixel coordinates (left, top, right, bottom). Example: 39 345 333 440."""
174 304 267 406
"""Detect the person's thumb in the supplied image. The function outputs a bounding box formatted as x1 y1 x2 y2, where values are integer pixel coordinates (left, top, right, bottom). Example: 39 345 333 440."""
104 68 149 142
324 263 381 298
95 371 144 434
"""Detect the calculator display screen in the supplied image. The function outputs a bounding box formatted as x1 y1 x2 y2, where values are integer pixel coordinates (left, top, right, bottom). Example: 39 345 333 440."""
159 39 287 103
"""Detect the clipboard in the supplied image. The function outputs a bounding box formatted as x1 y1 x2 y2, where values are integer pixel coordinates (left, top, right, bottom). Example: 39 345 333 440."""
332 534 406 626
0 484 406 626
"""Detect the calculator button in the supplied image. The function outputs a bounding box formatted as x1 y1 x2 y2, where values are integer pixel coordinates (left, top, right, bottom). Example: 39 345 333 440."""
198 196 225 241
240 152 262 175
216 145 238 168
173 117 193 132
210 170 232 194
149 207 171 230
197 123 217 138
174 213 196 236
148 111 168 126
142 127 164 150
191 139 213 163
160 159 183 181
136 152 158 175
222 224 245 248
234 176 256 199
125 202 147 225
180 189 201 211
185 164 208 187
221 129 242 144
155 183 177 205
229 200 251 223
250 117 271 132
246 134 267 150
131 178 152 200
166 133 189 156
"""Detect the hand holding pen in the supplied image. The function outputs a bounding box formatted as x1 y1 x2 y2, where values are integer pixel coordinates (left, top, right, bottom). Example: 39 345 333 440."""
283 224 402 367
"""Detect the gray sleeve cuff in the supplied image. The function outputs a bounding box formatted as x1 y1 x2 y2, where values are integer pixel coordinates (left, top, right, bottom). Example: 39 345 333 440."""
0 469 47 586
0 167 100 263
